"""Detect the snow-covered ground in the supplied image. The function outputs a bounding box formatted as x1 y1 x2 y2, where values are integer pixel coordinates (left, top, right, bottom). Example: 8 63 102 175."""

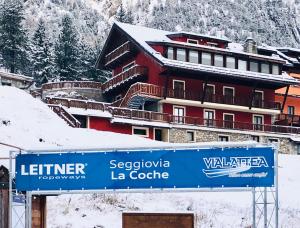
1 86 300 227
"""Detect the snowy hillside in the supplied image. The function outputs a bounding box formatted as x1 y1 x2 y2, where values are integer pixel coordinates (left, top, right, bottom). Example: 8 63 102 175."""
22 0 300 49
1 86 300 227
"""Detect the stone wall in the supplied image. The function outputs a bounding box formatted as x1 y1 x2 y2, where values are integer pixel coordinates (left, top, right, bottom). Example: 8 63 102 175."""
169 128 297 154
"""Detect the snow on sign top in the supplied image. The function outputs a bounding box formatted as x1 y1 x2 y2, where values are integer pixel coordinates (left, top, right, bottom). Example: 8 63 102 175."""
114 22 298 84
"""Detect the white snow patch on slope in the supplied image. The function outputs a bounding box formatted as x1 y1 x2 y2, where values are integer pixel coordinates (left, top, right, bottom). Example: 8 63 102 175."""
1 86 300 227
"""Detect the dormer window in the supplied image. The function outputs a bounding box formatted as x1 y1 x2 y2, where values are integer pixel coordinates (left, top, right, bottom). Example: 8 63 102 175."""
189 50 199 63
250 61 259 72
261 63 270 74
207 42 218 47
167 47 174 59
187 39 198 45
177 48 186 61
202 52 212 65
272 64 279 75
214 54 224 67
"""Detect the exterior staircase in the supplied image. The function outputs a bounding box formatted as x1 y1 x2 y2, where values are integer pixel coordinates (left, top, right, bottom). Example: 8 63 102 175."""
119 83 164 109
48 104 81 128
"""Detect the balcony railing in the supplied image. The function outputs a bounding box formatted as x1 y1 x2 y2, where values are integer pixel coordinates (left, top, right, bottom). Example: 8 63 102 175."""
42 81 102 91
45 97 110 111
120 82 164 107
104 41 132 66
102 65 148 92
275 114 300 126
167 89 281 110
44 97 300 134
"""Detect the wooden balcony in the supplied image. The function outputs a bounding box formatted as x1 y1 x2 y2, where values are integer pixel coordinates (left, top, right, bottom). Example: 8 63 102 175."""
275 114 300 126
120 83 164 108
167 89 281 110
102 65 148 93
44 97 300 134
104 41 134 68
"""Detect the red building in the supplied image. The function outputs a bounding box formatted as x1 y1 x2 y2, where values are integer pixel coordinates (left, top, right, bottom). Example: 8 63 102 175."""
44 23 300 153
86 22 295 139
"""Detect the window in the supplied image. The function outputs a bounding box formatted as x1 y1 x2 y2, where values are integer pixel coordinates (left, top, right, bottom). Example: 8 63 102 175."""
115 94 122 101
173 106 185 123
202 52 212 65
167 47 174 59
187 39 198 44
253 91 264 108
214 54 224 67
261 63 270 74
288 106 295 115
207 42 218 47
253 115 263 131
1 82 12 86
272 64 279 75
177 48 186 61
173 80 185 99
223 113 234 129
204 110 215 126
250 61 259 72
251 135 260 142
187 131 195 142
268 138 279 144
132 127 149 137
205 84 215 102
122 61 135 72
154 129 163 141
223 87 234 104
189 50 199 63
218 135 229 142
226 56 235 69
238 59 247 71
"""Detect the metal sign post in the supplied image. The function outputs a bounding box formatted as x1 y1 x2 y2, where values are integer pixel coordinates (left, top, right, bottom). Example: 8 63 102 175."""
252 146 278 228
8 144 278 228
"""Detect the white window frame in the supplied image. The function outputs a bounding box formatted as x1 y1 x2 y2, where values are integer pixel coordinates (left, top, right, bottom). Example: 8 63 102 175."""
132 126 149 137
223 86 235 96
204 84 215 94
223 112 235 127
173 105 186 123
254 90 264 100
218 134 230 142
203 108 216 120
207 42 218 47
186 130 196 142
122 61 135 72
173 80 186 90
288 106 295 115
173 105 186 115
187 39 198 44
253 114 264 131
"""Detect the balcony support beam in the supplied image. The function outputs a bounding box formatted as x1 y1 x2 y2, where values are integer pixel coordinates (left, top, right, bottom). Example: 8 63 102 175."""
201 76 208 104
249 83 258 110
281 85 290 113
164 72 170 99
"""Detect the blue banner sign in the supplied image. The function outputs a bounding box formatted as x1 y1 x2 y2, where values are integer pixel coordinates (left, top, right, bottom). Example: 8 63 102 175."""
15 147 275 191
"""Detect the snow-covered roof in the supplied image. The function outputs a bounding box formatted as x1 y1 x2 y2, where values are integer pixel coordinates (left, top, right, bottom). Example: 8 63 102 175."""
167 31 231 42
111 22 298 85
0 70 33 82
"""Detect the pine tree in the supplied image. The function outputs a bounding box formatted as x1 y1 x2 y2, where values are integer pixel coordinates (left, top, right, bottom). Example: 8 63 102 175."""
115 3 134 24
31 19 55 85
0 0 28 73
55 15 80 81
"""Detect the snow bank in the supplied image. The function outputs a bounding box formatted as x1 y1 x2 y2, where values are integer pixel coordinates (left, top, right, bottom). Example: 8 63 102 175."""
1 86 300 227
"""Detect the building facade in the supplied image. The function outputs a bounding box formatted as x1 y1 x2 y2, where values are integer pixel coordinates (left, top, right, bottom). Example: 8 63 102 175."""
44 22 300 154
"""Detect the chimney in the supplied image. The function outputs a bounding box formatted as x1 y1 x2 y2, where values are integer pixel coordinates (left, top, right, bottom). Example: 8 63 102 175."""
244 37 257 54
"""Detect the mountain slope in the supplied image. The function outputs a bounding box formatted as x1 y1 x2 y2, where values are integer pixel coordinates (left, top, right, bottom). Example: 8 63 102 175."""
22 0 300 50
